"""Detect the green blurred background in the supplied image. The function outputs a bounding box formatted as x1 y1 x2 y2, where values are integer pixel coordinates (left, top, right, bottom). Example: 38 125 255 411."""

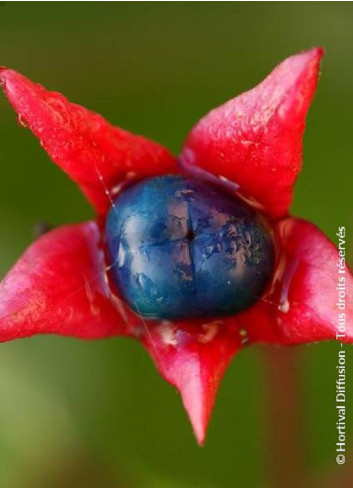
0 2 353 487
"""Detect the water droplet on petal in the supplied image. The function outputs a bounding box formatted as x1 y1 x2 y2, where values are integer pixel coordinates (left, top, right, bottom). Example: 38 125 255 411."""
279 299 290 313
17 115 28 129
278 257 299 314
239 328 249 345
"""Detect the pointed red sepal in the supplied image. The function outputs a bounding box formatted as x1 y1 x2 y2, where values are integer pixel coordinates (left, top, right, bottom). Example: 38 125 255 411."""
181 48 323 219
238 218 353 345
0 222 134 342
0 68 177 215
141 319 242 444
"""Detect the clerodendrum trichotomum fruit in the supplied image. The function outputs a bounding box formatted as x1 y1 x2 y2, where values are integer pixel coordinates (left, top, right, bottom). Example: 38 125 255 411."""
106 175 275 319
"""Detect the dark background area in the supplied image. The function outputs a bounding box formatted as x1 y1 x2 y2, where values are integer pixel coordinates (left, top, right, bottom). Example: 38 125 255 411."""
0 3 352 487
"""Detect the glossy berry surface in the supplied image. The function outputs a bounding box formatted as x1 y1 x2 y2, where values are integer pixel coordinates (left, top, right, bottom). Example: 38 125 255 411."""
106 175 274 319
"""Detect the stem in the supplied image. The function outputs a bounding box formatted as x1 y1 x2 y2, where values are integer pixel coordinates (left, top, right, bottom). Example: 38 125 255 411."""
260 345 307 487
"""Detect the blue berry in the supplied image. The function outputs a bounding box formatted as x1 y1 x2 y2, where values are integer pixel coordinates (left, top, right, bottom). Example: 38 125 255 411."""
105 175 274 319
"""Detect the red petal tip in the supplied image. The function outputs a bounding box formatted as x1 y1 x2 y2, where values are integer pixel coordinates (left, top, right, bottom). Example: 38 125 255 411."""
306 46 324 59
142 320 241 444
176 358 216 445
0 67 177 215
182 47 324 219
